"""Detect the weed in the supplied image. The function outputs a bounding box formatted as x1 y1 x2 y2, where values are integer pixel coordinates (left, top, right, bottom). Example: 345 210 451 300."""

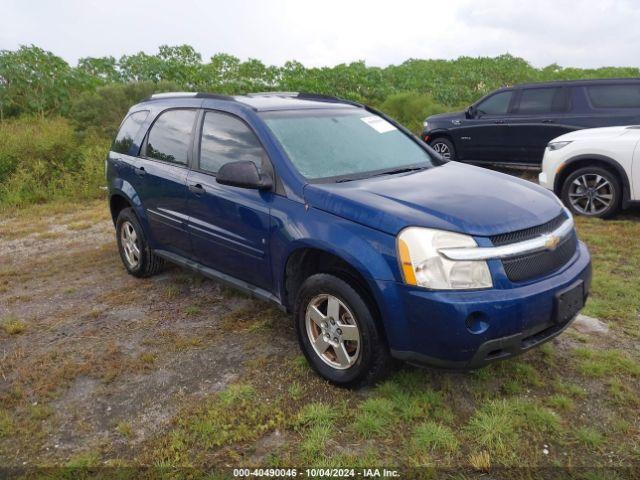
2 316 27 334
116 421 133 438
468 451 491 471
288 381 303 401
547 394 574 411
29 403 53 421
0 410 13 438
354 397 395 437
573 348 640 377
574 427 605 449
296 402 337 429
163 285 180 299
411 421 459 453
184 305 201 316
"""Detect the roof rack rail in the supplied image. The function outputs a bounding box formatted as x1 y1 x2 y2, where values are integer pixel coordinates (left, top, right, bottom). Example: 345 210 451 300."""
245 91 299 97
244 91 363 108
142 91 237 102
149 92 198 99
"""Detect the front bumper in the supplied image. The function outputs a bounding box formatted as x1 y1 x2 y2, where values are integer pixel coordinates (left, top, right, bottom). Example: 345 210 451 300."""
538 170 551 190
379 241 591 369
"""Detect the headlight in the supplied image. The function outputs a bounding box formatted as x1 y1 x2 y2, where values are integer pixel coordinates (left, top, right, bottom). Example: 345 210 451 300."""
423 121 429 130
547 141 572 151
397 227 492 290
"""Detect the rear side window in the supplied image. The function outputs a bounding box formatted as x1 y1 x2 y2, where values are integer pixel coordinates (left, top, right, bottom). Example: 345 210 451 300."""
112 111 149 154
199 111 265 174
587 84 640 108
145 109 197 165
515 87 568 114
476 91 513 115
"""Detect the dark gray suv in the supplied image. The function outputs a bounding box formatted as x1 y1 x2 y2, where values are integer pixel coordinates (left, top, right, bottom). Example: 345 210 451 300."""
422 78 640 167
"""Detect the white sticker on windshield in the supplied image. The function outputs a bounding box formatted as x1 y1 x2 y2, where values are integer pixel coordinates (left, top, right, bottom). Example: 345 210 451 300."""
360 115 397 133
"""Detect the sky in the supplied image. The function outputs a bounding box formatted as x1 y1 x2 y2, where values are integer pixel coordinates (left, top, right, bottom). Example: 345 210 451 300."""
1 0 639 69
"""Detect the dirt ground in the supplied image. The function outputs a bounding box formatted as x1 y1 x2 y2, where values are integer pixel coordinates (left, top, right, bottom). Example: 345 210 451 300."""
0 202 295 465
0 196 638 473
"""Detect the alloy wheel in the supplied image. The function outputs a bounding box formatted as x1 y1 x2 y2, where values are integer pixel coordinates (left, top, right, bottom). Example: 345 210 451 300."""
120 220 141 268
432 142 452 159
305 294 361 370
568 173 614 215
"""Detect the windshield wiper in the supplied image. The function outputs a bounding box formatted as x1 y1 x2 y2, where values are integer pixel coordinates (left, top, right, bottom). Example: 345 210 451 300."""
333 166 427 183
369 166 427 178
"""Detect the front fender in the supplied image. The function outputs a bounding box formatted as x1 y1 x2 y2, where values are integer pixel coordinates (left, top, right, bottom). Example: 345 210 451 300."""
269 198 403 344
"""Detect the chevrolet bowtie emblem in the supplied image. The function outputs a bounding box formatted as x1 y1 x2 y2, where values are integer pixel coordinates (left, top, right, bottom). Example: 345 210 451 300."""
544 234 561 251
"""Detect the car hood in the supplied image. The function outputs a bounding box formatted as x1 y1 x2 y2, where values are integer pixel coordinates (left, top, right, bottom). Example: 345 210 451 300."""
554 125 640 142
304 162 563 237
426 111 464 123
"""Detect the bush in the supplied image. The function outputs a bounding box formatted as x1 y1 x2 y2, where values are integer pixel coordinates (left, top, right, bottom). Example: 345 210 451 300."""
379 92 461 134
69 80 180 138
0 116 109 208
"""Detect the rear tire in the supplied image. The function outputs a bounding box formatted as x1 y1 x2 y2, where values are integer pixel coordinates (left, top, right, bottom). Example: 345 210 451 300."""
294 273 391 387
429 137 456 161
116 208 164 277
561 166 621 219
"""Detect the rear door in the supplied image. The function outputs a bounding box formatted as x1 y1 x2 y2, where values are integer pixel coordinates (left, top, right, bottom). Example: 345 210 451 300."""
136 108 198 256
506 87 573 165
453 90 514 162
185 110 273 291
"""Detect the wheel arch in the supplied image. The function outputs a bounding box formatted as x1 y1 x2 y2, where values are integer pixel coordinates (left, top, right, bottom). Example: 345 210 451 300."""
109 193 133 225
282 246 388 340
554 154 631 207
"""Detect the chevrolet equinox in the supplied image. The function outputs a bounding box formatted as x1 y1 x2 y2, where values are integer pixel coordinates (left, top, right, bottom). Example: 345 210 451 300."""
107 92 592 386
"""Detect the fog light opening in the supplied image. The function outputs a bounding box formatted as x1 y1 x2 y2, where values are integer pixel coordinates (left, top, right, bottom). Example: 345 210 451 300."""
465 312 489 334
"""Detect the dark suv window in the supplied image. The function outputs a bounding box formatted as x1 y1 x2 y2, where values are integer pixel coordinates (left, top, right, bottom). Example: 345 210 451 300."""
587 84 640 108
199 111 265 174
476 91 513 115
145 109 197 165
112 110 149 154
515 87 568 114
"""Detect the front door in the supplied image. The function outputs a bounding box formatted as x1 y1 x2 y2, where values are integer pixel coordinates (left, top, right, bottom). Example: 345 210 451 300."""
454 90 514 163
186 110 273 291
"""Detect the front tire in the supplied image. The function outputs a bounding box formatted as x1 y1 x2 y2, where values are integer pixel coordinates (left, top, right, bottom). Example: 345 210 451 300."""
561 166 621 218
116 208 164 277
429 137 456 161
294 274 391 387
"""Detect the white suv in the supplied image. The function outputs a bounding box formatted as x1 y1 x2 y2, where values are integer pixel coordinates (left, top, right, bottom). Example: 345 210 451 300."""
539 126 640 218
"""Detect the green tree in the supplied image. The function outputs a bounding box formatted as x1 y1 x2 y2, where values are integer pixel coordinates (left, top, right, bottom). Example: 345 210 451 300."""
0 45 75 118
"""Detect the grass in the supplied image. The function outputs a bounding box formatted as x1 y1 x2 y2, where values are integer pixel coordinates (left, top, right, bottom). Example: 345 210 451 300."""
574 427 605 449
353 398 396 437
116 421 133 438
575 215 640 337
465 398 559 463
411 421 459 454
1 193 640 470
1 316 27 335
0 410 13 438
572 348 640 377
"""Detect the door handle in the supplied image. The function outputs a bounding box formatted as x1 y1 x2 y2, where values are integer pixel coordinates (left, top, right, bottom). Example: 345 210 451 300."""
189 183 205 195
134 166 146 176
542 119 555 123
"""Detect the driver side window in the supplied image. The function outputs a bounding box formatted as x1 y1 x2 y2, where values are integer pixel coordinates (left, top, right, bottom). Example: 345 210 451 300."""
476 91 513 116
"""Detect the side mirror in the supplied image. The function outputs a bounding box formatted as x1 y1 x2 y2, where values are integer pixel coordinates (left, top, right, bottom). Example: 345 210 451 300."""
465 105 477 119
216 160 273 190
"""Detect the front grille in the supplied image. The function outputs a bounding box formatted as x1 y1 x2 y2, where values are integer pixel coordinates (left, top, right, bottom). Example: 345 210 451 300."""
490 213 567 246
501 232 578 282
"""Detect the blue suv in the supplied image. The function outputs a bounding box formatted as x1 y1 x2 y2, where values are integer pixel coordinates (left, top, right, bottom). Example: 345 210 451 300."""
107 92 592 386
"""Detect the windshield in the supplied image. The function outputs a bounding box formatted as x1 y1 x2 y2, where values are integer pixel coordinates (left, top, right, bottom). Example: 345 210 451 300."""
261 108 436 181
